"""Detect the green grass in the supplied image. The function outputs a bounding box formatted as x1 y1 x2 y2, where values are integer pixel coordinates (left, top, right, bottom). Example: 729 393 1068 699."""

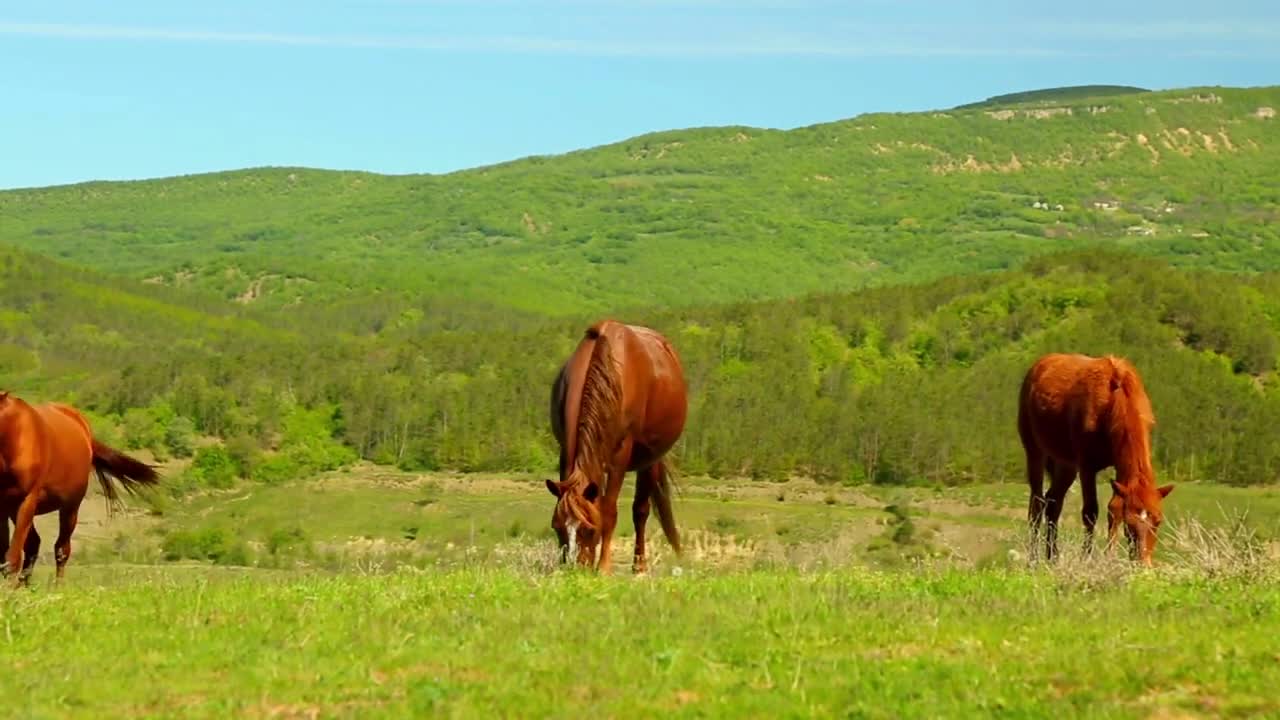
8 471 1280 717
3 566 1277 718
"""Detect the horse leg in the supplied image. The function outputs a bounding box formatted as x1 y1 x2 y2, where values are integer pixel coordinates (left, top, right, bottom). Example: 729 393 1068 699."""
1024 449 1046 560
18 524 40 586
595 439 633 575
1106 491 1126 556
6 491 41 584
1080 468 1099 555
595 468 624 575
1043 462 1075 562
631 465 656 575
0 513 8 577
54 508 78 581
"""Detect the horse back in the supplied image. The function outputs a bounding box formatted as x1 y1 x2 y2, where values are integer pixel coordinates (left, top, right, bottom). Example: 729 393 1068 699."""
1019 353 1118 466
46 403 94 442
34 403 94 469
619 324 688 455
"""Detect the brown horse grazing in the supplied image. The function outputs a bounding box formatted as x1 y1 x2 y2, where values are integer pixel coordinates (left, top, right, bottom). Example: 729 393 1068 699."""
544 320 687 574
1017 353 1174 566
0 392 160 585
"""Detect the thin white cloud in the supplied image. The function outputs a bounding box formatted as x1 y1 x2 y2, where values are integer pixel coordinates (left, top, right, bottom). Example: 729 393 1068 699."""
0 20 1077 57
370 0 854 7
0 18 1273 58
1025 19 1280 41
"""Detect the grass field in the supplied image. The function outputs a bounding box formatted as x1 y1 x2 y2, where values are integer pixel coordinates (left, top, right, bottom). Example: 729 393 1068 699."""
5 565 1278 718
4 470 1280 718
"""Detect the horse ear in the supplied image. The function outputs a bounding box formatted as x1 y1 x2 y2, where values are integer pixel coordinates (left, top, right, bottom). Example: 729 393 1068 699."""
1110 479 1128 497
544 479 561 498
1108 375 1121 392
1157 484 1174 498
583 482 600 502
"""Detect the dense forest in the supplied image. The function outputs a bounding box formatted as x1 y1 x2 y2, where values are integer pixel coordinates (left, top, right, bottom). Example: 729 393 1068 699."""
1 86 1278 330
6 243 1280 489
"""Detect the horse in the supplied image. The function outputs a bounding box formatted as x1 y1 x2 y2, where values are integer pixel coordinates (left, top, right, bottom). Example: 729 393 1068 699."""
1017 353 1174 566
544 320 687 574
0 391 160 585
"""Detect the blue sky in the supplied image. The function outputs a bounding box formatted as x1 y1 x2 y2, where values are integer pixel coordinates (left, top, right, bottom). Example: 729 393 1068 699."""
2 0 1278 189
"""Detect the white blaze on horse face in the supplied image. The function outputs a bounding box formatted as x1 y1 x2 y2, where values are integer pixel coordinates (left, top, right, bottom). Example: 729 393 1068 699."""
566 518 580 562
1138 510 1149 522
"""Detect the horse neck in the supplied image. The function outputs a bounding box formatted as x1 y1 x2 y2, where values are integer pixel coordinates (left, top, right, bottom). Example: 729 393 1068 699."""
1110 395 1154 489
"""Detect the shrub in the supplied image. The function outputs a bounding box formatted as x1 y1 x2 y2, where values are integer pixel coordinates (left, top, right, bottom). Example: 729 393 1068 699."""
161 527 249 565
189 446 238 489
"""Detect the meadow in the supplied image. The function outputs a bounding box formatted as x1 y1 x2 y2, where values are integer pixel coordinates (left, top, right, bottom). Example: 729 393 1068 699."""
6 566 1280 719
4 469 1280 718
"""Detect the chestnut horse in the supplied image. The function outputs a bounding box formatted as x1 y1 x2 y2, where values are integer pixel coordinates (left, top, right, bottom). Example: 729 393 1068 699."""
1017 353 1174 566
0 392 160 585
544 320 687 574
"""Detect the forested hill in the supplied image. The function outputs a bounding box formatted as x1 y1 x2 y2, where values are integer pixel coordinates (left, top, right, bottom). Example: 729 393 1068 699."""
7 245 1280 487
2 85 1278 329
953 85 1150 109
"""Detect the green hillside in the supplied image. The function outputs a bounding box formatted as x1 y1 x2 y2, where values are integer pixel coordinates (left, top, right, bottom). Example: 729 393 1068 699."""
2 85 1278 328
7 243 1280 488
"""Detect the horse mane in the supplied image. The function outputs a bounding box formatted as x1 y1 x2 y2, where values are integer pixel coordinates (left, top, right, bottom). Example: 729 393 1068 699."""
572 325 624 484
558 325 625 528
1106 356 1156 486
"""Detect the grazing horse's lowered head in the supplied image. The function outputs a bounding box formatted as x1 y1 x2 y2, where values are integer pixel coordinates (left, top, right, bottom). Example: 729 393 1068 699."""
545 472 603 565
1109 477 1174 567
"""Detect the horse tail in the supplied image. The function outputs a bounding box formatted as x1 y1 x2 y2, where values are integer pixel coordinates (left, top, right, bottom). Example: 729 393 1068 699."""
91 439 161 513
652 461 681 554
1016 362 1036 449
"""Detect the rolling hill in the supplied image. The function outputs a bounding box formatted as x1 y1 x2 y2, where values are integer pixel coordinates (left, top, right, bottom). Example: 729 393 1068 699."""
1 85 1278 330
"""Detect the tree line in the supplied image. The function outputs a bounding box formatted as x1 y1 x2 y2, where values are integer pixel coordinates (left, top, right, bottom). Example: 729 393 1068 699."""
5 246 1280 488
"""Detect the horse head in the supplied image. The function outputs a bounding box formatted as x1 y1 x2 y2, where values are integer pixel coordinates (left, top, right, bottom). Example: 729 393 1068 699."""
1109 478 1175 566
545 472 603 565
